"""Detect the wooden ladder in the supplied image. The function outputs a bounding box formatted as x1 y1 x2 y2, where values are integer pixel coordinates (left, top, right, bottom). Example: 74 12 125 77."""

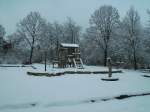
73 58 84 69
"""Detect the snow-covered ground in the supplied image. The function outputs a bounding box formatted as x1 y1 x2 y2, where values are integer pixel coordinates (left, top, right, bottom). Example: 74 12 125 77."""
0 64 150 112
28 64 111 73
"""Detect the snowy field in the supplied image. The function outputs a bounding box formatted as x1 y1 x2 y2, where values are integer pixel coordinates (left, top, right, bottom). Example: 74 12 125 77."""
0 64 150 112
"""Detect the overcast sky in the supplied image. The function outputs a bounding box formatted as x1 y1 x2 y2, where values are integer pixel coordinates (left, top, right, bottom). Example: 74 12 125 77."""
0 0 150 35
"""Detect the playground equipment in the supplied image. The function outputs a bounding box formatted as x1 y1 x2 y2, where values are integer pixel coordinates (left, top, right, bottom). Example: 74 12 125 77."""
52 43 84 69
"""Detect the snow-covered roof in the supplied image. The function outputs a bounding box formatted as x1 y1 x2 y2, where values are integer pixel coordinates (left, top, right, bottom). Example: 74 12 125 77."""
60 43 79 48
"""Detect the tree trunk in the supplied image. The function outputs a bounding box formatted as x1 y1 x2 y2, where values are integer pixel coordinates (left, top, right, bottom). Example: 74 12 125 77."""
29 37 35 64
104 49 107 66
103 35 109 66
71 30 74 44
56 39 59 59
44 51 47 71
29 46 34 64
133 48 137 70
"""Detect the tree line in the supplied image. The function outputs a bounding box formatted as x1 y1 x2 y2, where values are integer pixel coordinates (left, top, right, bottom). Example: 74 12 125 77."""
0 5 150 69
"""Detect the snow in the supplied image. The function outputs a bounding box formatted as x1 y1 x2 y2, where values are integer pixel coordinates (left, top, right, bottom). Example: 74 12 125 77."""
0 64 150 112
28 64 114 74
61 43 79 48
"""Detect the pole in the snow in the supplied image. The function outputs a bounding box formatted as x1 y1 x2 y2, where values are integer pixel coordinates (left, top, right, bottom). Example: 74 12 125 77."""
107 57 112 78
44 51 47 71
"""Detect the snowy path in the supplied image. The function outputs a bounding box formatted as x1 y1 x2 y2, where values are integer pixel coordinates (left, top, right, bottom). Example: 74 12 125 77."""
1 91 150 109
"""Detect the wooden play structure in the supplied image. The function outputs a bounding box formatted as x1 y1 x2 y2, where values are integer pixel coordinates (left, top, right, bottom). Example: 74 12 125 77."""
52 43 84 69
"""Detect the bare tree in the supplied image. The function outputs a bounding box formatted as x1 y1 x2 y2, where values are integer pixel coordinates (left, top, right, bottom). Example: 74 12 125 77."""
147 9 150 30
38 22 54 50
140 9 150 67
53 21 64 57
81 27 104 65
90 5 120 66
122 7 142 70
0 25 6 48
63 17 81 44
17 12 46 64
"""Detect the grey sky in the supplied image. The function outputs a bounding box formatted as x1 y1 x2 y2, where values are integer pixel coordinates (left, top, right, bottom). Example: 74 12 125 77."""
0 0 150 35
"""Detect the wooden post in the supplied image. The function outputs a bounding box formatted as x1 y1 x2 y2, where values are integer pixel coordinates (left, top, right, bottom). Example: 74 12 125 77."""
44 51 47 71
107 57 112 78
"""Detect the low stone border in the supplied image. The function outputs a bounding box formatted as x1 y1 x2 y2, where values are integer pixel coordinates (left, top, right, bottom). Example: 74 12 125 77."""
93 70 122 74
0 65 36 69
27 70 122 77
27 72 64 77
101 78 119 81
101 92 150 101
142 75 150 78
